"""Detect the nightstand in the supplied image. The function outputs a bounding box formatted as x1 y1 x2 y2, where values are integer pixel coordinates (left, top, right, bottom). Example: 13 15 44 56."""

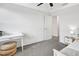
64 36 75 45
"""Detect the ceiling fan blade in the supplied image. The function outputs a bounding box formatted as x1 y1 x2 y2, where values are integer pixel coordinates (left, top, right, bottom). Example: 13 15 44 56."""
37 3 43 6
49 3 53 7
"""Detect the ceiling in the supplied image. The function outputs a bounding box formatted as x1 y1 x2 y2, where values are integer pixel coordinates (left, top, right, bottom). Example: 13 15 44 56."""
15 3 78 13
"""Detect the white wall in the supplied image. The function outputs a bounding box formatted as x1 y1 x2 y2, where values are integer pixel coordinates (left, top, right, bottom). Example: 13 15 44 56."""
0 3 55 46
52 4 79 44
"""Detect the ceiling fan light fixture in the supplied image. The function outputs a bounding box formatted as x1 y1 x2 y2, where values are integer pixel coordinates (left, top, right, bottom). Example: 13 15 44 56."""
37 3 53 7
37 3 43 6
49 3 53 7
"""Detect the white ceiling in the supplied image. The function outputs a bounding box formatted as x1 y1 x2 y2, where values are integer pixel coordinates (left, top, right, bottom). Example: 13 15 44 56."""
16 3 78 13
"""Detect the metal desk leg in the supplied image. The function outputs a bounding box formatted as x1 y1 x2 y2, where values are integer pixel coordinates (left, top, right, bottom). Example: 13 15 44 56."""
21 37 24 52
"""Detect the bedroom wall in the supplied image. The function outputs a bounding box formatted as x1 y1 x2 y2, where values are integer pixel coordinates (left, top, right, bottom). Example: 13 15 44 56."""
0 3 56 46
52 4 79 44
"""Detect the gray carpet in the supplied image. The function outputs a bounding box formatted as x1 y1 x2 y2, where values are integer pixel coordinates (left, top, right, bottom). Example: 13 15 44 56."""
15 37 66 56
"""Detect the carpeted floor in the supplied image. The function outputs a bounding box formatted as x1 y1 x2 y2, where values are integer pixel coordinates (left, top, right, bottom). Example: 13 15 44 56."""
16 37 66 56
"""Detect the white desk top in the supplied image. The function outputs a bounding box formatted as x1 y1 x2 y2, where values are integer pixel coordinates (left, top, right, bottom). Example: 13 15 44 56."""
0 33 24 42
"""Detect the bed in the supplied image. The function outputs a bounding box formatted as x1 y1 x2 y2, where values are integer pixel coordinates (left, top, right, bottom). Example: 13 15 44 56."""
53 40 79 56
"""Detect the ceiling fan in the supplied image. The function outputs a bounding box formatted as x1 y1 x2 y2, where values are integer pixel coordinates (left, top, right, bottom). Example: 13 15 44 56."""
37 3 53 7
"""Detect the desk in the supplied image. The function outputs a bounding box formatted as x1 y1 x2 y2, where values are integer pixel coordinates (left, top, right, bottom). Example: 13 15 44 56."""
0 33 24 52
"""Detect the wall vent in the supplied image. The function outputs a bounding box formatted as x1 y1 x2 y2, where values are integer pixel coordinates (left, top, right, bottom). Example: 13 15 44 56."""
62 3 68 6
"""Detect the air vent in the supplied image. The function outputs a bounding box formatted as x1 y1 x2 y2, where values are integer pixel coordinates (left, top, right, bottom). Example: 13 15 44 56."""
62 3 68 6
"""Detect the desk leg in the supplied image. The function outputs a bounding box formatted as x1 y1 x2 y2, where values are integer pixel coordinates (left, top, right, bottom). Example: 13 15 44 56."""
21 37 24 52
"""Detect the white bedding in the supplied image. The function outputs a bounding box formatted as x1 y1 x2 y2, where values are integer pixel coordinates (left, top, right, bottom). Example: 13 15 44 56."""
53 40 79 56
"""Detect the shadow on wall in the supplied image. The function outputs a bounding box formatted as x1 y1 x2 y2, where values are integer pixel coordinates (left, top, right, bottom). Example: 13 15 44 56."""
24 33 34 39
0 3 45 15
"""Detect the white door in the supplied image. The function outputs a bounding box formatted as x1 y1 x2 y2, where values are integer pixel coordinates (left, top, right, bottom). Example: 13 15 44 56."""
43 15 53 40
43 16 58 40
